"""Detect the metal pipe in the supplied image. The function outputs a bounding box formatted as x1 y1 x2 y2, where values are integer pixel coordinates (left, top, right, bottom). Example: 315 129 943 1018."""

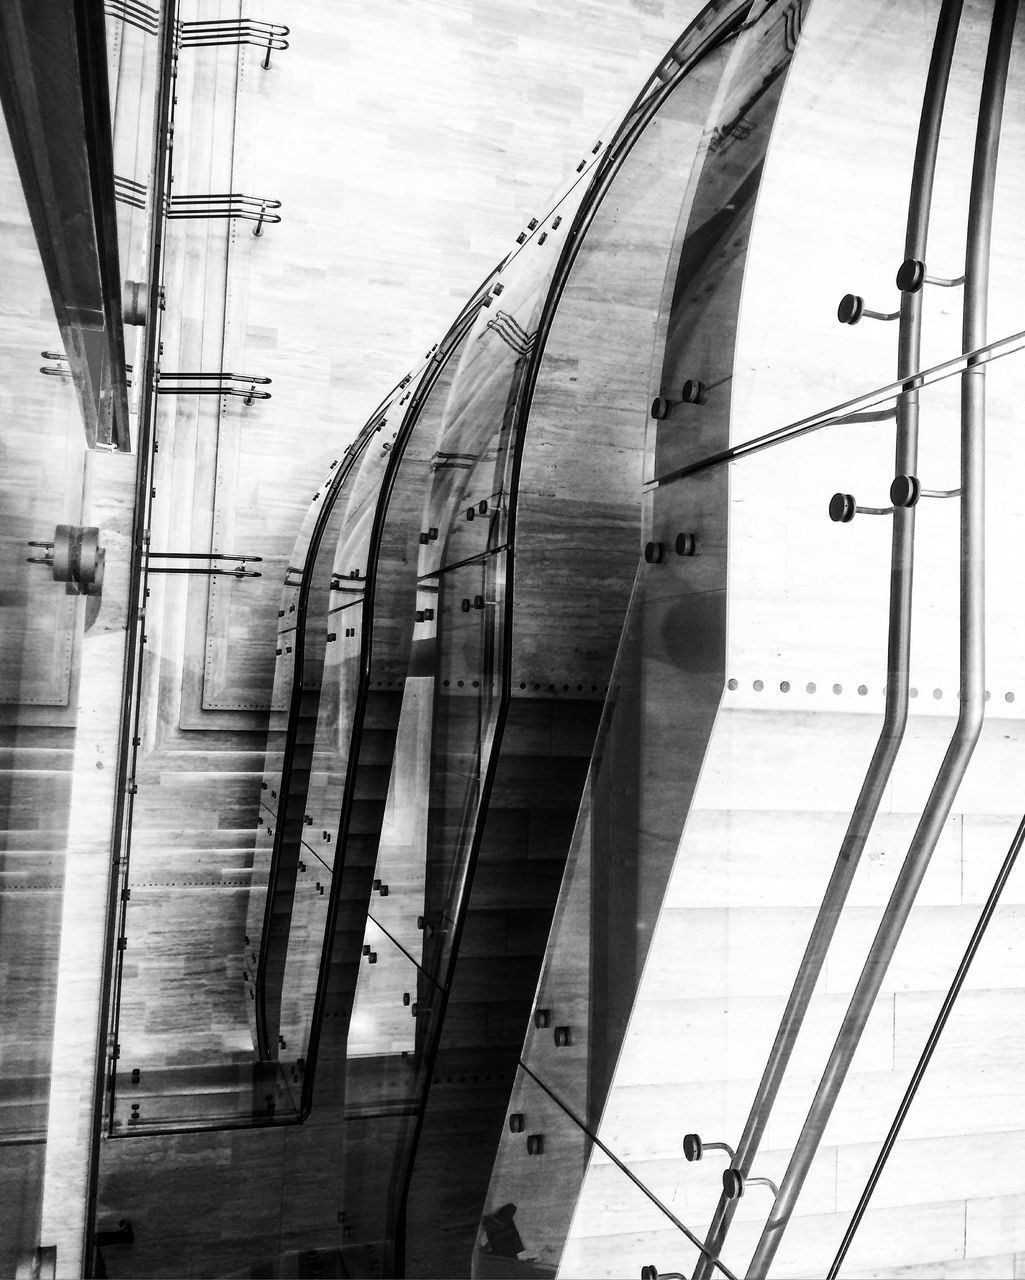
827 808 1025 1278
745 4 1013 1272
646 326 1025 486
691 3 964 1274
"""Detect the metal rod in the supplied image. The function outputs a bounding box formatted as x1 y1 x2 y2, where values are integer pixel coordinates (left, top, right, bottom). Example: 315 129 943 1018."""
691 5 963 1273
516 1060 741 1280
745 5 1012 1273
834 408 897 424
828 805 1025 1278
646 323 1025 489
143 567 261 577
145 552 262 561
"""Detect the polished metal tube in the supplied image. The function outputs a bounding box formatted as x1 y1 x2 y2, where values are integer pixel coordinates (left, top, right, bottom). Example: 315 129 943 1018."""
744 3 1013 1272
691 3 963 1274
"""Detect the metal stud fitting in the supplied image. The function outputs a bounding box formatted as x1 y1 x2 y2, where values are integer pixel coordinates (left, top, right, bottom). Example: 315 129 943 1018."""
722 1168 779 1201
681 379 707 404
482 297 492 308
644 541 664 564
362 945 371 956
493 283 504 295
552 215 562 228
402 992 411 1006
675 533 696 557
837 293 899 325
534 1008 551 1029
466 508 476 521
683 1133 735 1163
527 218 538 230
896 258 965 292
526 1134 544 1155
367 951 377 964
828 492 893 523
372 879 381 891
650 395 673 420
460 598 470 613
554 1026 571 1047
418 527 439 544
473 594 485 609
641 1269 685 1280
516 232 526 245
538 232 548 245
509 1113 525 1133
890 473 962 506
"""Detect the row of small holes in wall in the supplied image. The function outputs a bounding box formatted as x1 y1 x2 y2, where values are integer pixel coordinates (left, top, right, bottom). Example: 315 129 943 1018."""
727 678 1016 702
369 679 609 693
129 881 251 888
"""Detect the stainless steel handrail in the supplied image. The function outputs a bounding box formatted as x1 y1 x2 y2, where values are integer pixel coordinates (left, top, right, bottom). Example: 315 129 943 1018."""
745 3 1014 1272
690 4 964 1273
645 327 1025 488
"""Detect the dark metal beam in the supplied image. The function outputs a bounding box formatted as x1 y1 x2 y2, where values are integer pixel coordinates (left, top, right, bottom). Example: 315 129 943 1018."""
0 0 130 450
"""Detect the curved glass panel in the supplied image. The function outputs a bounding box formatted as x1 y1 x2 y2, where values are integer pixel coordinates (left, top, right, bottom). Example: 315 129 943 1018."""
278 413 410 1083
245 454 348 1043
479 0 795 1265
106 393 403 1133
481 3 1025 1277
331 159 610 1278
287 314 484 1120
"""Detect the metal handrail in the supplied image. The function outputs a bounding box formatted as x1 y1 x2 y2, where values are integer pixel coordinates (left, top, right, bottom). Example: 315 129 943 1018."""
691 3 963 1273
646 326 1025 488
104 0 159 35
103 3 290 68
115 179 283 228
155 371 271 401
746 4 1014 1272
178 19 289 69
103 0 178 1137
